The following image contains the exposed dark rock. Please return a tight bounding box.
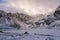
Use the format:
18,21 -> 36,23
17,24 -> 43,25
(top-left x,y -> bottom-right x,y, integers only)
0,14 -> 2,18
35,22 -> 41,25
0,31 -> 3,33
44,18 -> 54,25
45,37 -> 55,40
54,5 -> 60,20
24,32 -> 28,34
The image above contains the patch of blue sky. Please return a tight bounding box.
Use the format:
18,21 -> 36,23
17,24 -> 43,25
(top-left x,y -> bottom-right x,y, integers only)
0,0 -> 6,4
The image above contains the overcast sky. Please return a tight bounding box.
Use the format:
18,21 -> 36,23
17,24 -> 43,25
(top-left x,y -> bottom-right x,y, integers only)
0,0 -> 60,16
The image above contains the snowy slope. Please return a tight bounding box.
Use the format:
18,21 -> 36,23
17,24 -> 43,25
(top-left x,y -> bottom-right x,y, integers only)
0,5 -> 60,40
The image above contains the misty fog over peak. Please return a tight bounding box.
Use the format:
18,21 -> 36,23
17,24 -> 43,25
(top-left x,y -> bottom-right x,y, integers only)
0,0 -> 60,16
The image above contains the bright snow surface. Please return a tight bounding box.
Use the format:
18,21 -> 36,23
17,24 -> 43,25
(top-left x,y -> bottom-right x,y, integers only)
0,28 -> 60,40
0,20 -> 60,40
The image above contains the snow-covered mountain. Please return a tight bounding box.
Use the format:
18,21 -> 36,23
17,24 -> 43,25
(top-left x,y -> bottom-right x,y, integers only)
0,10 -> 34,29
0,5 -> 60,30
28,5 -> 60,29
0,5 -> 60,40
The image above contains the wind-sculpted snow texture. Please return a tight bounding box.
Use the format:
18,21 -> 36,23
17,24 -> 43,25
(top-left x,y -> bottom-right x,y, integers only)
0,5 -> 60,40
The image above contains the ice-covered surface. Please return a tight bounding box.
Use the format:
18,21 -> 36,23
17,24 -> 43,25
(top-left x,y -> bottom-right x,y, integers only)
0,29 -> 60,40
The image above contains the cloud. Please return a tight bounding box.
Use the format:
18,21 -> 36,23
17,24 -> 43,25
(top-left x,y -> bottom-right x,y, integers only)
0,0 -> 60,16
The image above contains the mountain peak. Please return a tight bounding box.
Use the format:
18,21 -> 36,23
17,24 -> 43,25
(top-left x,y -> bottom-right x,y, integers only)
57,5 -> 60,10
